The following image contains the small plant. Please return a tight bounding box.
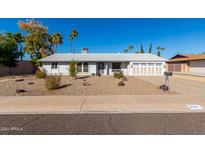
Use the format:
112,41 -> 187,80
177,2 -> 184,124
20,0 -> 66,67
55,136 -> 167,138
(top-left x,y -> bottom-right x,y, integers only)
35,70 -> 47,78
114,71 -> 124,79
69,61 -> 77,78
45,75 -> 61,90
118,80 -> 125,86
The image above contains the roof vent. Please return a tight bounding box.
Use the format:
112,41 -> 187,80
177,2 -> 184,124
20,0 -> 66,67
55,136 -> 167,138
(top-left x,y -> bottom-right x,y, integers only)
82,48 -> 89,53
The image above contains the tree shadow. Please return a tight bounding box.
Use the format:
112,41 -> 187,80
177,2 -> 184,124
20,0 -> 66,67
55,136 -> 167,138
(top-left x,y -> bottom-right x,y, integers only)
58,84 -> 72,89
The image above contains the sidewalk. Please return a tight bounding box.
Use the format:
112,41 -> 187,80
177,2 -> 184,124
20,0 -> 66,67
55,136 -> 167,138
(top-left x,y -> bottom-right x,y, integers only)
0,94 -> 205,114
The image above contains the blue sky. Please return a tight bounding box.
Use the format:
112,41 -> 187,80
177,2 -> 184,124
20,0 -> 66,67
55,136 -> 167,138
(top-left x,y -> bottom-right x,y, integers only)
1,18 -> 205,59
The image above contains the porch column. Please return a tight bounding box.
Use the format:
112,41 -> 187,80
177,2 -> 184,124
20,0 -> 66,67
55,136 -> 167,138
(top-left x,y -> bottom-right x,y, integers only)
105,64 -> 108,75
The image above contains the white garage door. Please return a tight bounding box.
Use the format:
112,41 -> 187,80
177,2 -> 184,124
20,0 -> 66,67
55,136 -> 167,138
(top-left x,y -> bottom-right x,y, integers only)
132,62 -> 163,76
189,60 -> 205,73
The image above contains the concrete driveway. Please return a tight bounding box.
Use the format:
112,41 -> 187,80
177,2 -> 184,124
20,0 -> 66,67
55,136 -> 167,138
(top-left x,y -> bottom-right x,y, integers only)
138,76 -> 205,95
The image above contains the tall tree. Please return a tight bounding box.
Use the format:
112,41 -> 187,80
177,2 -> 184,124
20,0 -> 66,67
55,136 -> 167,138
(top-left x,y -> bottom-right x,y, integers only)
128,45 -> 134,52
148,43 -> 152,53
140,44 -> 144,53
157,46 -> 165,57
50,33 -> 63,53
18,19 -> 51,63
124,49 -> 129,53
69,29 -> 78,53
0,33 -> 19,74
13,33 -> 25,60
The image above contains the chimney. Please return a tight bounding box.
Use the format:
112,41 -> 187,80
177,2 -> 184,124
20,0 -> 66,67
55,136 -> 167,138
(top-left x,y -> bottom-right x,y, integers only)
82,48 -> 89,53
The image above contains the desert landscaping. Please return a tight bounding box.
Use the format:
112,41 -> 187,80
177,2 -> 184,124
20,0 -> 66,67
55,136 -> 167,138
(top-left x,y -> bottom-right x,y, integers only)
0,76 -> 177,96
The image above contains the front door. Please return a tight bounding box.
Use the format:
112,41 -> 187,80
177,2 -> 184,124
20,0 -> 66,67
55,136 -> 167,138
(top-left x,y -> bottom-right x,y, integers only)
97,62 -> 105,75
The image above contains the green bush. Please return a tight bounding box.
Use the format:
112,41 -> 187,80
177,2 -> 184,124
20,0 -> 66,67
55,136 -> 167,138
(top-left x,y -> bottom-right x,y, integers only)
69,61 -> 77,78
113,71 -> 124,79
44,75 -> 61,90
35,70 -> 47,78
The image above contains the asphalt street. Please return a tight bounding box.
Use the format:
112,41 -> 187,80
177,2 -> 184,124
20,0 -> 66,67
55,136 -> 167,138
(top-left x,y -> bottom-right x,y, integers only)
0,113 -> 205,135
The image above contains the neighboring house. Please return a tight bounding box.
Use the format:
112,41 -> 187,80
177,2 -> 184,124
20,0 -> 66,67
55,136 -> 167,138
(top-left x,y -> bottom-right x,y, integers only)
167,53 -> 205,73
39,48 -> 167,76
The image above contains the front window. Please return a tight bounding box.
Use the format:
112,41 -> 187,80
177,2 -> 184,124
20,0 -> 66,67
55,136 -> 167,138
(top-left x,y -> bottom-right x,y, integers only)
112,63 -> 121,72
77,62 -> 89,73
83,62 -> 88,72
112,63 -> 121,69
51,62 -> 58,69
77,62 -> 82,72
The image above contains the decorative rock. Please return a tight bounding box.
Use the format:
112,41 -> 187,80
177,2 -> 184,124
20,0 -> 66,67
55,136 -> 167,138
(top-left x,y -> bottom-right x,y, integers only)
118,80 -> 125,86
83,81 -> 91,86
16,89 -> 27,93
159,84 -> 169,91
28,82 -> 34,85
15,79 -> 24,82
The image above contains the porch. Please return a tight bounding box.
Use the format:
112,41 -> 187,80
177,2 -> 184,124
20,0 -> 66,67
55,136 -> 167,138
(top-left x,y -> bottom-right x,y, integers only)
96,62 -> 129,76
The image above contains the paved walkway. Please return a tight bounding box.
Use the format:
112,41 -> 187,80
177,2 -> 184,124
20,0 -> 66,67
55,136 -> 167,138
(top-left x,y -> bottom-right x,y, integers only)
1,94 -> 205,114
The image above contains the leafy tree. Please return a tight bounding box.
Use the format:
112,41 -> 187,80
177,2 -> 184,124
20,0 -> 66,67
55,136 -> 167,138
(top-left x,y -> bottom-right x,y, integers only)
140,44 -> 144,53
50,33 -> 63,53
0,33 -> 19,74
69,29 -> 78,53
157,46 -> 165,57
13,33 -> 25,60
148,43 -> 152,53
18,19 -> 51,63
69,61 -> 77,78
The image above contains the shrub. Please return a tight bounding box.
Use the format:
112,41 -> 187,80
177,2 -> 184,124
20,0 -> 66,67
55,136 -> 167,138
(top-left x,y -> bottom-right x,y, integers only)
118,80 -> 125,86
113,71 -> 124,79
35,70 -> 47,78
69,61 -> 77,78
44,75 -> 61,90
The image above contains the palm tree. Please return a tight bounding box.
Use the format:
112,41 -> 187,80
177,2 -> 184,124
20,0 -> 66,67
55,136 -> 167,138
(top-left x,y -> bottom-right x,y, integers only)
51,33 -> 63,53
156,46 -> 165,57
128,45 -> 134,52
140,44 -> 144,53
124,49 -> 129,53
69,29 -> 78,53
148,43 -> 152,53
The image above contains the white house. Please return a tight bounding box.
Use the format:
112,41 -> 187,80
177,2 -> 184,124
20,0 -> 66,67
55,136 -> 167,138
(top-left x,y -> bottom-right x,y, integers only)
39,49 -> 167,76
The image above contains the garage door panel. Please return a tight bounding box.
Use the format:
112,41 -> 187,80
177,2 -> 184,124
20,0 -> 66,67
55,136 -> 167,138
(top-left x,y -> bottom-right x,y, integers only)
190,60 -> 205,73
132,62 -> 164,76
168,63 -> 181,72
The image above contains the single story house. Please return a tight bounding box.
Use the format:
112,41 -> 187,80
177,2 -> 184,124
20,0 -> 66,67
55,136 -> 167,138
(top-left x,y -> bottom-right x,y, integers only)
166,53 -> 205,73
39,49 -> 167,76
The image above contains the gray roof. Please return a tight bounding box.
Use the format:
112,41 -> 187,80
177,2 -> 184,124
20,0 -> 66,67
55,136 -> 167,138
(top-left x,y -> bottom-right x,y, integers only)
39,53 -> 167,62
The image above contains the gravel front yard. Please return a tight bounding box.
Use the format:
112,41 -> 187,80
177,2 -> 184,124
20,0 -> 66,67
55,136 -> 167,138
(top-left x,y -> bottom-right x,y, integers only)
0,76 -> 177,96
